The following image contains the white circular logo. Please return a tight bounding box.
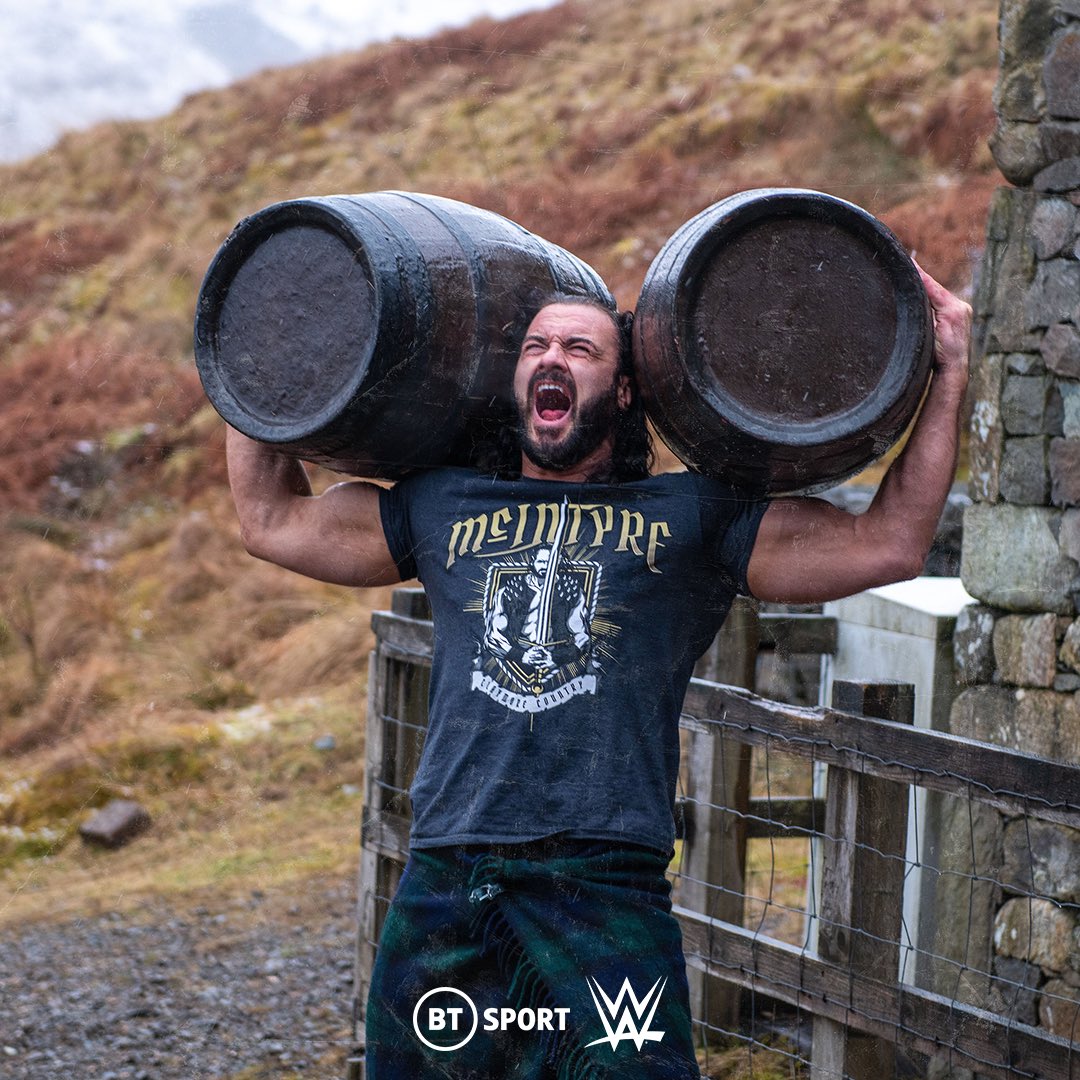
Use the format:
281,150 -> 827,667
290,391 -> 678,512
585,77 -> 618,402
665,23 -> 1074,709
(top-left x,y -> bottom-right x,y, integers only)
412,986 -> 479,1052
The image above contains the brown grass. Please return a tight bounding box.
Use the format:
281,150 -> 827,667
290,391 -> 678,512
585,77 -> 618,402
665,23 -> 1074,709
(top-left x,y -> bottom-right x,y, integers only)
0,0 -> 1000,919
0,333 -> 204,511
0,215 -> 130,295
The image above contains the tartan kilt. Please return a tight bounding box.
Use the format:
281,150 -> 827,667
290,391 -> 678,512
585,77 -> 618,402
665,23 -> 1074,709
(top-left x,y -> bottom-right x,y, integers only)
364,839 -> 701,1079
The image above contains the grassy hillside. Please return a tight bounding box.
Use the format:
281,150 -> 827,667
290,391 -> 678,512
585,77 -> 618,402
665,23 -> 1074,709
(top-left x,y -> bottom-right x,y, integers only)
0,0 -> 998,913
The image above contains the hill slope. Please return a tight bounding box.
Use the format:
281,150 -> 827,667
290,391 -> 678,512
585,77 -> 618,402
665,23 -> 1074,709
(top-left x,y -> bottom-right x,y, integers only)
0,0 -> 998,905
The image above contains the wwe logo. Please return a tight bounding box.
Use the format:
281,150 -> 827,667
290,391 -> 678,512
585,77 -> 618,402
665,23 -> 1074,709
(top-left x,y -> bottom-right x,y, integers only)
584,976 -> 667,1051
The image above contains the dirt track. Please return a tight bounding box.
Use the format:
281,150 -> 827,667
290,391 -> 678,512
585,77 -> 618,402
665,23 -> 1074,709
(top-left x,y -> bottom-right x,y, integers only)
0,873 -> 358,1079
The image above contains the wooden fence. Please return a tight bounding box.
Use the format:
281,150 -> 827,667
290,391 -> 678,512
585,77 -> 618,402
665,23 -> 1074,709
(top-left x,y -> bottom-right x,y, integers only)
348,587 -> 1080,1079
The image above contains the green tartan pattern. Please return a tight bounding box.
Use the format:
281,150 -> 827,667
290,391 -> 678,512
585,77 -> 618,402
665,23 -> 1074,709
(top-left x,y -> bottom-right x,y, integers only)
365,841 -> 701,1078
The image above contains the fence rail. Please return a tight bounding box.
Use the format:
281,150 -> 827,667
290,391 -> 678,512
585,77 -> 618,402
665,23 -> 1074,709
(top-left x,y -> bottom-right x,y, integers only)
351,587 -> 1080,1080
678,678 -> 1080,1080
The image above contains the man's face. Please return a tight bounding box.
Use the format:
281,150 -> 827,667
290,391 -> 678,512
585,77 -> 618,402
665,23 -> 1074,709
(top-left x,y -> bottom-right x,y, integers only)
512,303 -> 631,475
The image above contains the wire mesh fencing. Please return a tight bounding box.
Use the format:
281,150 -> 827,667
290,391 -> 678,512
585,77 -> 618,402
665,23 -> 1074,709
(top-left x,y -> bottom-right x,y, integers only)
675,673 -> 1080,1080
353,588 -> 1080,1080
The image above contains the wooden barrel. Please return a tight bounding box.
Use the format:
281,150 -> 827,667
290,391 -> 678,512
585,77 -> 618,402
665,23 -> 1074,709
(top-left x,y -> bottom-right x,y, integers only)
194,191 -> 614,477
632,188 -> 934,495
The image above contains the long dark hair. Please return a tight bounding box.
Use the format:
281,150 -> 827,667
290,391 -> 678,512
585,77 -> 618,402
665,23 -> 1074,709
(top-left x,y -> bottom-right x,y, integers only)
474,298 -> 655,483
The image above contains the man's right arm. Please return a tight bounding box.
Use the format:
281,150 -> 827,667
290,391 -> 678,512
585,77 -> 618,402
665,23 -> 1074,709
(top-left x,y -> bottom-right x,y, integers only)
226,426 -> 403,587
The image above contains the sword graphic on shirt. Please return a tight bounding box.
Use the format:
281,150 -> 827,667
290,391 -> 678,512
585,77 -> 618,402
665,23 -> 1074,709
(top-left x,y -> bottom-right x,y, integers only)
472,497 -> 606,716
527,496 -> 568,657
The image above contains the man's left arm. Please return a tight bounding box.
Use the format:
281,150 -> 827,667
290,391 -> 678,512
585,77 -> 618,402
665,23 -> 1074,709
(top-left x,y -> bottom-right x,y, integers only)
746,264 -> 971,605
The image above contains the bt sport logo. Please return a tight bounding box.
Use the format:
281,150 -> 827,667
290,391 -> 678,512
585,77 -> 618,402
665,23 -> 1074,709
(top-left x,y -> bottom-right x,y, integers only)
411,976 -> 667,1053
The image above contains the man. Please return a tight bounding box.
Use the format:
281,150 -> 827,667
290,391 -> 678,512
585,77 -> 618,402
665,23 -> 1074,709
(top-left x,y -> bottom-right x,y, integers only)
226,266 -> 970,1077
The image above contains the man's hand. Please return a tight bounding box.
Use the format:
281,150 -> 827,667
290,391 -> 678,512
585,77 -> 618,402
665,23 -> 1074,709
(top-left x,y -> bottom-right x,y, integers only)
522,645 -> 555,668
226,427 -> 402,588
746,264 -> 971,604
917,259 -> 971,393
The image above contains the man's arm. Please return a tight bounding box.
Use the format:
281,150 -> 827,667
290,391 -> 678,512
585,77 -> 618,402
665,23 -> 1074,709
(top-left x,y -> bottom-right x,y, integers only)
226,427 -> 402,587
746,264 -> 971,605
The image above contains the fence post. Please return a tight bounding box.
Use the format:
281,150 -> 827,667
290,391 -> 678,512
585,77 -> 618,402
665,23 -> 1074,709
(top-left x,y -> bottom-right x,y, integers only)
682,596 -> 759,1042
351,647 -> 386,1076
811,680 -> 915,1080
351,588 -> 434,1079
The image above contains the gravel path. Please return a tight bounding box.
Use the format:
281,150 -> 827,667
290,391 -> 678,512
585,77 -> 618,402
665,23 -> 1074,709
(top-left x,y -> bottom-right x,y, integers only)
0,874 -> 359,1079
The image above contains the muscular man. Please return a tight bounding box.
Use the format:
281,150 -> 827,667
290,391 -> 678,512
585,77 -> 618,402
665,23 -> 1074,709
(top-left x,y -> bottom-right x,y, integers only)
227,265 -> 970,1077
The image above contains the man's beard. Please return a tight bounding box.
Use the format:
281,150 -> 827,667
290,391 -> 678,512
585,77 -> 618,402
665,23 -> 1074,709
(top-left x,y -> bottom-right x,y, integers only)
518,379 -> 621,474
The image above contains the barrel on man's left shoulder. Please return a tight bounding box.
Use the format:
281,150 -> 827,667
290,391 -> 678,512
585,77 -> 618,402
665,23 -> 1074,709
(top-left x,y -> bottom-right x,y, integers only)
193,191 -> 614,477
633,188 -> 935,496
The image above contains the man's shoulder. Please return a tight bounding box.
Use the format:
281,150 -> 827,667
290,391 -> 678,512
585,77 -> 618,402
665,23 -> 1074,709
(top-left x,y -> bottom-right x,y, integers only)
390,465 -> 481,496
639,468 -> 748,502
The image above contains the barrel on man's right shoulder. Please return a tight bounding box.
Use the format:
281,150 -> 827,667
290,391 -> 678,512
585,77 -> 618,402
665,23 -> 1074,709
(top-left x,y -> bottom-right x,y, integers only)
194,191 -> 614,478
632,188 -> 935,496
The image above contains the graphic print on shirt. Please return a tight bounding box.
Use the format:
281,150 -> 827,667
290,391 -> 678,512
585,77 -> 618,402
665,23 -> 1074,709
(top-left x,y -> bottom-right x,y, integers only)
470,498 -> 610,715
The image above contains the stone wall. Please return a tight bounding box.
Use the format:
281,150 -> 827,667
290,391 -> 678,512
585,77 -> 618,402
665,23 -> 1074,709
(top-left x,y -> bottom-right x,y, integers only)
953,0 -> 1080,1039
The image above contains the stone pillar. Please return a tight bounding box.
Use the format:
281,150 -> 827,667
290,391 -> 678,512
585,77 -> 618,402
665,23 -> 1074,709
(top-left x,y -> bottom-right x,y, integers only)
955,0 -> 1080,1047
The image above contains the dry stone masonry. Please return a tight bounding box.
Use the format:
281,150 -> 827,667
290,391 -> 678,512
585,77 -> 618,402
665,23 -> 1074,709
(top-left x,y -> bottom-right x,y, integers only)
955,0 -> 1080,1041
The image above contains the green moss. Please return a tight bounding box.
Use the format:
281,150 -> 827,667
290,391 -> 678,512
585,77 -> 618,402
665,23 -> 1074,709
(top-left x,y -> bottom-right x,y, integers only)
188,677 -> 257,712
0,826 -> 74,870
1,764 -> 115,831
102,424 -> 154,454
99,728 -> 221,790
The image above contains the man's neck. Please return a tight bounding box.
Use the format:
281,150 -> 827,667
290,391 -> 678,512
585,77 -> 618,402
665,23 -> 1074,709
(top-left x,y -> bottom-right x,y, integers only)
519,438 -> 616,484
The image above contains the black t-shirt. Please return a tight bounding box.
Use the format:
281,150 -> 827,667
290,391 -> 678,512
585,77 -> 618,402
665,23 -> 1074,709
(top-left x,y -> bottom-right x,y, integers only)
379,467 -> 768,855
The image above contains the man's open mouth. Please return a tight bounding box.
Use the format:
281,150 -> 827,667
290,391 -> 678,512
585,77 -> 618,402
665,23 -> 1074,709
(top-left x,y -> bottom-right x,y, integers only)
533,381 -> 573,421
